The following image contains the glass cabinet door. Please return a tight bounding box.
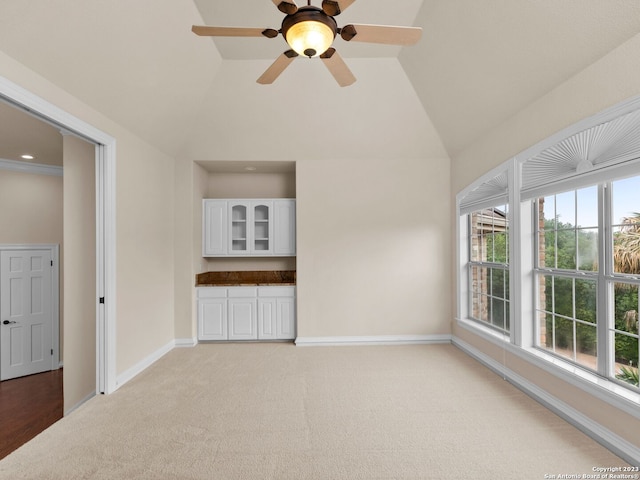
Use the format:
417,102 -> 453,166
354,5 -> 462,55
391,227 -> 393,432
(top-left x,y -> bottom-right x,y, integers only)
230,204 -> 248,253
253,204 -> 270,253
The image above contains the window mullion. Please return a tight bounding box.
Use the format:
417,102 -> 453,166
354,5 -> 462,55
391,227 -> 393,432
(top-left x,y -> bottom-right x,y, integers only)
597,183 -> 610,376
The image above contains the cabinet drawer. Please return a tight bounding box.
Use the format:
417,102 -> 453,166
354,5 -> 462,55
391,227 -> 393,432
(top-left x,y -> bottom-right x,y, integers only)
258,286 -> 295,297
197,287 -> 227,299
227,286 -> 258,297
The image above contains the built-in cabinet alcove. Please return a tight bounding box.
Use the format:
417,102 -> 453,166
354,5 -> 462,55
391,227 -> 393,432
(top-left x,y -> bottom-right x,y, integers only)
194,161 -> 297,342
194,160 -> 297,272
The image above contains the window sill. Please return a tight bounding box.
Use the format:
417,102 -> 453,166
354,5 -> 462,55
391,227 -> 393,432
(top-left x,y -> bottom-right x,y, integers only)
456,317 -> 640,419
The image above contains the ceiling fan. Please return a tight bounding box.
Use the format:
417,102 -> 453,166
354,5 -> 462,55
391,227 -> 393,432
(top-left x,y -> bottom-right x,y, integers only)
192,0 -> 422,87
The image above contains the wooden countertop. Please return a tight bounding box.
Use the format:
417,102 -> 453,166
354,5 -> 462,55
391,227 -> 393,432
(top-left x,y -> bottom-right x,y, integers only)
196,270 -> 296,287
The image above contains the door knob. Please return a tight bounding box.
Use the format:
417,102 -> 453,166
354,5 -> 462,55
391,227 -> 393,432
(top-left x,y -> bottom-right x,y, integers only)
2,320 -> 17,325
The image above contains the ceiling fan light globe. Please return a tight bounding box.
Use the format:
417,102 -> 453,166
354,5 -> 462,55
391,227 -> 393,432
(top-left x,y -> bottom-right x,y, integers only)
285,20 -> 334,57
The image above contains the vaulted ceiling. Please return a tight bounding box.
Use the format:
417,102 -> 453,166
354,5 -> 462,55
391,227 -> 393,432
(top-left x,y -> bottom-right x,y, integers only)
0,0 -> 639,163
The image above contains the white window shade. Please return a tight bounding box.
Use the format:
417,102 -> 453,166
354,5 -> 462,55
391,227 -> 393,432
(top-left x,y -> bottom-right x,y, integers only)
521,108 -> 640,199
459,170 -> 509,215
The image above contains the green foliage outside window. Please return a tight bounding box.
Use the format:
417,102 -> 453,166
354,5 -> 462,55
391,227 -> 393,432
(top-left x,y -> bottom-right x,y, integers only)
541,214 -> 640,381
542,219 -> 598,357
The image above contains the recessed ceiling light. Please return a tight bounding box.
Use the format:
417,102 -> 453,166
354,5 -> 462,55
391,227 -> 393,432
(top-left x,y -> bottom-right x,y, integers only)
21,154 -> 35,160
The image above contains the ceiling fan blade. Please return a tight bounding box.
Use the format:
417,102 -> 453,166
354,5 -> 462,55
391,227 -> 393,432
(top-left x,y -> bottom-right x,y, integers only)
340,24 -> 422,45
257,50 -> 299,84
322,0 -> 356,16
192,26 -> 278,38
320,48 -> 356,87
272,0 -> 298,15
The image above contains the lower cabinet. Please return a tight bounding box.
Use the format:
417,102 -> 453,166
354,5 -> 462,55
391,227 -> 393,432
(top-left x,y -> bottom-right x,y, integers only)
198,286 -> 295,341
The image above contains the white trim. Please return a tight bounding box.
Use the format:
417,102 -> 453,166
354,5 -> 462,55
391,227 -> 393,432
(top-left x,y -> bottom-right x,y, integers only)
294,334 -> 452,346
0,157 -> 63,176
0,244 -> 60,372
95,143 -> 117,395
115,340 -> 175,389
455,318 -> 640,418
175,338 -> 197,347
452,335 -> 640,466
63,391 -> 96,417
0,74 -> 117,396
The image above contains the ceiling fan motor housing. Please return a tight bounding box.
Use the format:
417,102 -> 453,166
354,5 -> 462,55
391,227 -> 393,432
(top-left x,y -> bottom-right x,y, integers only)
281,6 -> 338,57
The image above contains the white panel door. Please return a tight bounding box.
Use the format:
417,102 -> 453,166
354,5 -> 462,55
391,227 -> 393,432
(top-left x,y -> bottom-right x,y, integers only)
1,250 -> 54,380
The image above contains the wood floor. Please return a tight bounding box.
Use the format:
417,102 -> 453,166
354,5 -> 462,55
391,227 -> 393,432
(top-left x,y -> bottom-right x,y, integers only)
0,369 -> 63,460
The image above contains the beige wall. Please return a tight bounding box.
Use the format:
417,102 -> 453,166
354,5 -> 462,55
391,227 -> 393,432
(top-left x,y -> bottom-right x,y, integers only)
62,135 -> 95,412
0,50 -> 177,380
0,170 -> 63,245
173,159 -> 197,341
115,134 -> 176,373
0,168 -> 64,357
207,172 -> 295,198
297,157 -> 451,337
175,155 -> 452,341
451,33 -> 640,449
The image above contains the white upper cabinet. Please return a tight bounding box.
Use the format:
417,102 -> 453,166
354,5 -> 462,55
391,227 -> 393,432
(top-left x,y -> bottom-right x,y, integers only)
203,199 -> 295,257
273,199 -> 296,256
203,200 -> 227,256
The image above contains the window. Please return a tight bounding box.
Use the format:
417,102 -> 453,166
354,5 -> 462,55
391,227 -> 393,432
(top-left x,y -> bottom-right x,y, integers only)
467,205 -> 510,334
456,98 -> 640,398
609,176 -> 640,389
532,177 -> 640,390
534,187 -> 599,371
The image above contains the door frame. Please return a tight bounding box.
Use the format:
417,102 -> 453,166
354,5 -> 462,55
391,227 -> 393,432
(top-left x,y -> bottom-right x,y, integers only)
0,75 -> 117,395
0,244 -> 60,374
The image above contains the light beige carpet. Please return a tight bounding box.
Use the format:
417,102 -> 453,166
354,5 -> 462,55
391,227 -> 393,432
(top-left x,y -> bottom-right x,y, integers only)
0,343 -> 630,479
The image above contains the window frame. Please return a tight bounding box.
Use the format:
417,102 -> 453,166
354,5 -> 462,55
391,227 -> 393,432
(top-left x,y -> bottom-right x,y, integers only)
455,95 -> 640,407
466,206 -> 511,335
532,186 -> 604,375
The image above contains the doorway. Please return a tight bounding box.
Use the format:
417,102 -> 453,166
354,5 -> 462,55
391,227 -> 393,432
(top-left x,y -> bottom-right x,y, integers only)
0,73 -> 117,403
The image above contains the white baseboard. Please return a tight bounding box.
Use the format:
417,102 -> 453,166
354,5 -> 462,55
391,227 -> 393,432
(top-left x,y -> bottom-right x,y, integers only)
115,339 -> 175,390
452,336 -> 640,467
64,391 -> 96,417
175,337 -> 197,347
294,334 -> 452,347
